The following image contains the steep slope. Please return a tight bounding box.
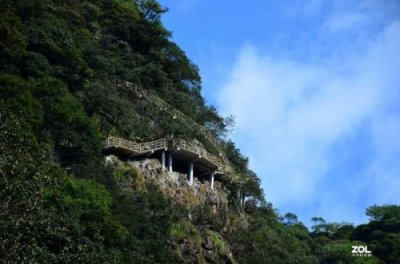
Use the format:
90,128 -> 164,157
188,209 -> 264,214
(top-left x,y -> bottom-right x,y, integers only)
0,0 -> 265,262
1,1 -> 397,264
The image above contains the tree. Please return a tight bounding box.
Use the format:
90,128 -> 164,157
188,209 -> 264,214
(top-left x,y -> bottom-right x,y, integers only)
0,103 -> 52,262
136,0 -> 168,23
283,212 -> 299,225
366,205 -> 400,222
311,217 -> 327,234
352,205 -> 400,263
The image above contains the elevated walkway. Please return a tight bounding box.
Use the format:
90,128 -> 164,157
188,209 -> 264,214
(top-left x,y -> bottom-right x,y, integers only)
115,80 -> 230,167
104,136 -> 231,175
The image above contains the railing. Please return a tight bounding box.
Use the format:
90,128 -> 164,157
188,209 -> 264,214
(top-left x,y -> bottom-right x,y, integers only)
115,80 -> 230,166
173,138 -> 224,170
105,136 -> 231,174
137,138 -> 168,152
106,136 -> 140,151
105,136 -> 167,154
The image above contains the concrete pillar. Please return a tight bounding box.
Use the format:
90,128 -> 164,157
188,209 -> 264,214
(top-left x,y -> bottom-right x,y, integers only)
168,152 -> 173,172
238,190 -> 244,207
161,151 -> 166,171
189,161 -> 194,186
210,171 -> 215,190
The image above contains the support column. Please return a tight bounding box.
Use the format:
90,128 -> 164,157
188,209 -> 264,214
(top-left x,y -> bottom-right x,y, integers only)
168,152 -> 173,172
238,190 -> 243,207
161,151 -> 166,171
210,171 -> 215,190
189,161 -> 194,186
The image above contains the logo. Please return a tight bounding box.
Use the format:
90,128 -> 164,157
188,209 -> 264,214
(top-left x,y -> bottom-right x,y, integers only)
352,245 -> 372,257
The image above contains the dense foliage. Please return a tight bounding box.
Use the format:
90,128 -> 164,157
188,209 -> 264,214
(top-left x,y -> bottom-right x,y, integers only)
1,0 -> 399,263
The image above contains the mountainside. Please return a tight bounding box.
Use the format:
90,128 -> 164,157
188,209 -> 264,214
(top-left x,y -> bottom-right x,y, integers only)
1,1 -> 399,263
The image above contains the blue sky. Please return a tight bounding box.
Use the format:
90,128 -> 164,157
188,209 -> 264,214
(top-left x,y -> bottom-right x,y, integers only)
158,0 -> 400,226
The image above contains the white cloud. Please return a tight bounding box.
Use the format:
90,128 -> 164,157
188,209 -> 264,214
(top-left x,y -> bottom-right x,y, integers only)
323,12 -> 368,33
367,114 -> 400,201
276,0 -> 325,18
218,20 -> 400,223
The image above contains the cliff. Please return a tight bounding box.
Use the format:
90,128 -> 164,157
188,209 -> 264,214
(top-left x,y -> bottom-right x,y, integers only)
1,1 -> 394,263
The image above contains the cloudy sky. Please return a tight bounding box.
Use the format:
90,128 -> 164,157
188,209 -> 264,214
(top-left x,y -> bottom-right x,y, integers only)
158,0 -> 400,226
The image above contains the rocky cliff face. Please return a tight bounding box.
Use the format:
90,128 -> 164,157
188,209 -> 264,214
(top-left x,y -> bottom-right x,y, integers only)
106,155 -> 236,263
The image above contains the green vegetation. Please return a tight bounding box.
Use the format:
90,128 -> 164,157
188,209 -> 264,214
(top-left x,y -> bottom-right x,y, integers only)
0,0 -> 399,263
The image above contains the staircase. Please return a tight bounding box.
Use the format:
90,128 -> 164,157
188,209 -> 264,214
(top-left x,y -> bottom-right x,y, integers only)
115,80 -> 231,167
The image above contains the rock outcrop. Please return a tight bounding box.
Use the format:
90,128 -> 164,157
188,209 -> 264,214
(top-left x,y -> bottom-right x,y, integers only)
127,158 -> 229,210
106,156 -> 235,263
